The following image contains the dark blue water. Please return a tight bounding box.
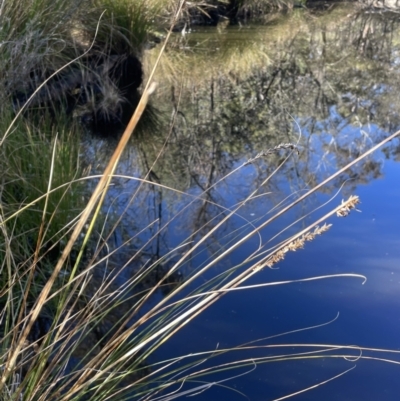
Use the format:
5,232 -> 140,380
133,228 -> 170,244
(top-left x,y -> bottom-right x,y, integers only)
153,157 -> 400,400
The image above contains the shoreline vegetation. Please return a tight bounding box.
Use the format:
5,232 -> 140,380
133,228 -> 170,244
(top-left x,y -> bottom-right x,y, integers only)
1,1 -> 400,400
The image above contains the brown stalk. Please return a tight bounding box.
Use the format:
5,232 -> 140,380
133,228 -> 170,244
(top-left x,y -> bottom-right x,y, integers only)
29,2 -> 188,399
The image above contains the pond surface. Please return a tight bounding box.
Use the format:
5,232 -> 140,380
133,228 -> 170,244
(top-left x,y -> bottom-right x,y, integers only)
88,4 -> 400,400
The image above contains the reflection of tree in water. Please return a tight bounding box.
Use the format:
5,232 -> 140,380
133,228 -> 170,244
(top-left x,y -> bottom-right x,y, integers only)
143,5 -> 400,201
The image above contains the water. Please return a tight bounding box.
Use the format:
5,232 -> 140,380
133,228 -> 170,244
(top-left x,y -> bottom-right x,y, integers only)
89,4 -> 400,400
154,160 -> 400,400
